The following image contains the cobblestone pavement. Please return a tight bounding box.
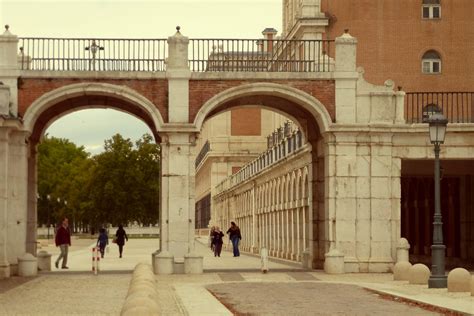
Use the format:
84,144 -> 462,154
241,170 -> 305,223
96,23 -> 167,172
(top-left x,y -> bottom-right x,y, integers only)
0,274 -> 130,315
206,282 -> 442,316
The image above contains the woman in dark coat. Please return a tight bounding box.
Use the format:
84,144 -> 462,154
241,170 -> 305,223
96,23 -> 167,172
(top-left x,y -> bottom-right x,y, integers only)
226,221 -> 241,257
115,224 -> 128,258
212,227 -> 224,257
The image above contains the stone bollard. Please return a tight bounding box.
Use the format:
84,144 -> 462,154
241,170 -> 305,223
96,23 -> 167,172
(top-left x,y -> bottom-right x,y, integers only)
393,261 -> 412,281
408,263 -> 430,285
471,277 -> 474,296
18,253 -> 38,277
184,252 -> 203,274
153,250 -> 173,274
447,268 -> 471,292
324,249 -> 345,274
37,251 -> 52,271
260,247 -> 269,273
396,238 -> 410,263
302,248 -> 311,269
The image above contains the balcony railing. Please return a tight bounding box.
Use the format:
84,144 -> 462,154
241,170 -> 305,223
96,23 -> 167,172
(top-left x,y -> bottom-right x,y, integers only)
405,92 -> 474,123
215,129 -> 303,194
189,39 -> 334,72
195,140 -> 210,168
19,37 -> 167,71
18,37 -> 334,73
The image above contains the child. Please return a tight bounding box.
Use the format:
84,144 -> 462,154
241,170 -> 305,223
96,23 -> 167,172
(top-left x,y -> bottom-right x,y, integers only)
96,228 -> 109,258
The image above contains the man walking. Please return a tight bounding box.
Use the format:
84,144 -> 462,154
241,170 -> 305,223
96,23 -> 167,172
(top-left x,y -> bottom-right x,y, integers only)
55,217 -> 71,269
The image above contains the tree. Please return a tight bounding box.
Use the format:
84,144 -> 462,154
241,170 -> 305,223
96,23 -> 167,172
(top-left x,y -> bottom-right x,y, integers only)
37,136 -> 91,227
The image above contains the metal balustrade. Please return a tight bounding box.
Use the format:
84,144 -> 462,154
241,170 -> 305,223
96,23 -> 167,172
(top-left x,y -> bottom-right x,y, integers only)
19,37 -> 167,71
189,38 -> 334,72
18,37 -> 334,73
405,92 -> 474,123
216,129 -> 303,194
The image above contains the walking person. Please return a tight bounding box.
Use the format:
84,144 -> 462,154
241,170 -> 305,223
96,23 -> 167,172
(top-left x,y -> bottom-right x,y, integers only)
209,226 -> 216,252
115,224 -> 128,258
55,217 -> 71,269
226,221 -> 241,257
213,227 -> 224,257
96,228 -> 109,259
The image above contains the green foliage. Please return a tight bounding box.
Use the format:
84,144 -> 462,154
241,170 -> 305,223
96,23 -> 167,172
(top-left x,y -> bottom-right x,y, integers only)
37,134 -> 160,229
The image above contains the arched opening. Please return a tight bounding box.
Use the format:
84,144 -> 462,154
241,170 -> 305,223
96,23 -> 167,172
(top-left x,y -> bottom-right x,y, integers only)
193,83 -> 330,269
22,83 -> 164,271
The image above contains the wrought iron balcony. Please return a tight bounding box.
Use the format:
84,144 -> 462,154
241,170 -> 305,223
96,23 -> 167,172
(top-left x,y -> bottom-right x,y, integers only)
405,92 -> 474,123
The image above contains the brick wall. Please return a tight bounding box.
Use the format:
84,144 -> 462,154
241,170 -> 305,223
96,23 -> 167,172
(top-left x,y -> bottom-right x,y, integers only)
189,79 -> 336,123
18,78 -> 168,121
321,0 -> 474,91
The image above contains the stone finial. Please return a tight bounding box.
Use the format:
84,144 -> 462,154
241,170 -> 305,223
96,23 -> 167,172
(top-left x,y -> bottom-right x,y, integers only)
2,24 -> 13,36
447,268 -> 471,292
344,28 -> 349,33
176,26 -> 181,33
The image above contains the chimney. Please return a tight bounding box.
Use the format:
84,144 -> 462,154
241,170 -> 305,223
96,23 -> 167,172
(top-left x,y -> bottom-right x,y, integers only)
261,28 -> 278,52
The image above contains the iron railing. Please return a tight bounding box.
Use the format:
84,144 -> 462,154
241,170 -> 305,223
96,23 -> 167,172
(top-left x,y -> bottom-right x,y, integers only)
19,38 -> 168,71
18,37 -> 335,73
195,140 -> 210,168
189,39 -> 334,72
405,92 -> 474,123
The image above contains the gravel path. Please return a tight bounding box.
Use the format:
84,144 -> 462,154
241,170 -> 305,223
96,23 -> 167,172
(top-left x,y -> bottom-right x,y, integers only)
207,282 -> 442,315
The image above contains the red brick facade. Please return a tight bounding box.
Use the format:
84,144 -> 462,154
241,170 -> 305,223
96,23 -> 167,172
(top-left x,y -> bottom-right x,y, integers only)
18,78 -> 169,121
18,78 -> 335,127
188,80 -> 335,123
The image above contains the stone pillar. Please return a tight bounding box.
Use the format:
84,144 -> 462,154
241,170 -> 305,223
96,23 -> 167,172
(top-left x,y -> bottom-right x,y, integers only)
0,25 -> 20,117
7,129 -> 29,274
166,27 -> 191,123
160,132 -> 202,269
0,126 -> 11,278
335,31 -> 358,124
26,145 -> 38,255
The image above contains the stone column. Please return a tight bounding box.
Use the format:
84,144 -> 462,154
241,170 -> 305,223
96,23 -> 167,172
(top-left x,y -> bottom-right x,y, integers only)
159,132 -> 199,266
26,144 -> 37,255
335,31 -> 358,124
7,129 -> 29,274
0,126 -> 11,278
166,27 -> 191,124
0,26 -> 20,117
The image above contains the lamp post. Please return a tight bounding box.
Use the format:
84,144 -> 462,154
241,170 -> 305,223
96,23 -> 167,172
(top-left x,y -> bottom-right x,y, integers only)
427,111 -> 448,288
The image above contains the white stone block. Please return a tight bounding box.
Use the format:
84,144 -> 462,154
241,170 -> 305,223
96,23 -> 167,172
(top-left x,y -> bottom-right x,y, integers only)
37,250 -> 51,271
324,248 -> 345,274
17,253 -> 37,277
153,251 -> 174,274
370,178 -> 391,199
355,177 -> 370,198
184,252 -> 203,274
393,261 -> 412,281
371,156 -> 392,177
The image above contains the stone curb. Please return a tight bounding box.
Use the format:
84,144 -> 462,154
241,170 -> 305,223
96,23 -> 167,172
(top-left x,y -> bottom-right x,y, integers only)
363,287 -> 469,316
120,263 -> 159,316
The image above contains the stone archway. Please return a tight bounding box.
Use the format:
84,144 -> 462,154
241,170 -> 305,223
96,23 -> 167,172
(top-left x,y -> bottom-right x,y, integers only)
193,82 -> 332,268
18,82 -> 165,265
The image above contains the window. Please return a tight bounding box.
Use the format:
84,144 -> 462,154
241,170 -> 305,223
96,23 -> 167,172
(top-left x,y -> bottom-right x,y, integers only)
422,0 -> 441,19
422,50 -> 441,74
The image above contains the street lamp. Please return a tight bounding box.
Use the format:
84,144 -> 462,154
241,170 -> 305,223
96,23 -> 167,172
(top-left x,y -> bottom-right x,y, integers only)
426,110 -> 448,289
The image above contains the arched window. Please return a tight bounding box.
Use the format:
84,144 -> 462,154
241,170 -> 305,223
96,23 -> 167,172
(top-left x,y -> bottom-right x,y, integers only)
422,50 -> 441,74
422,0 -> 441,19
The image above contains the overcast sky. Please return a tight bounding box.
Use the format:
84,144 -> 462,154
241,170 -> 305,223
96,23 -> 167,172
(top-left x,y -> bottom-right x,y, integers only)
0,0 -> 281,154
